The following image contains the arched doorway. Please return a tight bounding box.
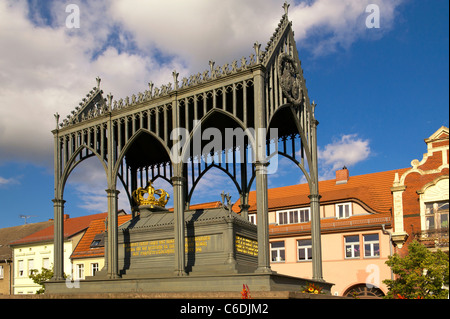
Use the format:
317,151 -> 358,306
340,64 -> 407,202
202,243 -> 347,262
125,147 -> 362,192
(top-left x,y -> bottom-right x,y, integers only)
344,284 -> 385,299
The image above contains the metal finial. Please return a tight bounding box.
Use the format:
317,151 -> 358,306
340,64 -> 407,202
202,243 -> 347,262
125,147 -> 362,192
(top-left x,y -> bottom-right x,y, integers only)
283,1 -> 290,16
172,70 -> 179,90
253,42 -> 261,63
54,112 -> 60,129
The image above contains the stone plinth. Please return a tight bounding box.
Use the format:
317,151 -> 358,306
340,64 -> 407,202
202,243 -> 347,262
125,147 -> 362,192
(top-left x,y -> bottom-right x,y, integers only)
116,207 -> 258,277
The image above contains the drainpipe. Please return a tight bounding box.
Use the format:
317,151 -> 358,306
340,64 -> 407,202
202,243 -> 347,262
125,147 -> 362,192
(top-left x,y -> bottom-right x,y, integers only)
382,224 -> 394,280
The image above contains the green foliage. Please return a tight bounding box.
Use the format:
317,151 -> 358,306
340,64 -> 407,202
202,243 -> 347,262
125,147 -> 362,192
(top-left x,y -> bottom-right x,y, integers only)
29,267 -> 54,294
383,240 -> 449,299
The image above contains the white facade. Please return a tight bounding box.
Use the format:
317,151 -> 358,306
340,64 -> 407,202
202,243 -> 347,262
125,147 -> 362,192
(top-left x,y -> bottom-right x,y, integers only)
12,237 -> 80,294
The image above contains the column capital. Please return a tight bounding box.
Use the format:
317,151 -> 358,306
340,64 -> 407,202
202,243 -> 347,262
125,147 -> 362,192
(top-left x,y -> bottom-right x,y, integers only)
105,189 -> 120,196
52,198 -> 66,205
308,194 -> 322,201
171,176 -> 186,184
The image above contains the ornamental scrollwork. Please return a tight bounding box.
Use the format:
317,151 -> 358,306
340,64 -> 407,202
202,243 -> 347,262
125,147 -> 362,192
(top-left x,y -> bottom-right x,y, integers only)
278,53 -> 303,106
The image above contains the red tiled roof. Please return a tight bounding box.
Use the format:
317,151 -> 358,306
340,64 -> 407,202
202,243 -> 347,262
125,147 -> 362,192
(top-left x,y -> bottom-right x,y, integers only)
8,212 -> 108,246
167,201 -> 222,211
234,168 -> 410,214
71,214 -> 131,259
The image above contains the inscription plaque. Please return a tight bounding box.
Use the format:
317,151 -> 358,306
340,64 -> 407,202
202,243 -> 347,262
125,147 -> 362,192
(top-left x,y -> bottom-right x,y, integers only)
235,235 -> 258,256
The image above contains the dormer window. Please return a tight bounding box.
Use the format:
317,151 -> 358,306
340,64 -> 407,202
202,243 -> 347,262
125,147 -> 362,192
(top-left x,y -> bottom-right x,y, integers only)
336,203 -> 352,219
89,233 -> 105,248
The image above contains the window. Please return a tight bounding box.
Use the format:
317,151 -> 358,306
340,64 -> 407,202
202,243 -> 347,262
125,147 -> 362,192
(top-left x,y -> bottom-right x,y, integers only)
363,234 -> 380,258
277,208 -> 310,225
43,258 -> 50,270
18,260 -> 24,277
91,263 -> 99,276
425,201 -> 449,230
76,264 -> 84,280
336,203 -> 352,219
28,259 -> 34,275
0,265 -> 3,279
248,214 -> 257,225
345,235 -> 360,259
277,211 -> 288,225
299,208 -> 310,223
297,239 -> 312,261
270,241 -> 285,262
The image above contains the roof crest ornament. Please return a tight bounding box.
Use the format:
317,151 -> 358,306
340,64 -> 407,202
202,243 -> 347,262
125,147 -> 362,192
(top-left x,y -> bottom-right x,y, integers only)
283,1 -> 290,16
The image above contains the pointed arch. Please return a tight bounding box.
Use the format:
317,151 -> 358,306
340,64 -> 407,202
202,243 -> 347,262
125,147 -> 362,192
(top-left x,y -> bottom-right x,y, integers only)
180,108 -> 256,165
113,128 -> 172,183
58,145 -> 107,198
267,104 -> 313,187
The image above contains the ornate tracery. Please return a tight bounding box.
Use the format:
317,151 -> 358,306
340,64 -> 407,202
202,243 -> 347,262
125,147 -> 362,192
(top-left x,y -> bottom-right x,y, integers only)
52,3 -> 323,281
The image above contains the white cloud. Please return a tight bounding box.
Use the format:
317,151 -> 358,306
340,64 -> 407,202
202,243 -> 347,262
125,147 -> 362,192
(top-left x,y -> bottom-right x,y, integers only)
0,0 -> 403,165
318,134 -> 371,180
0,175 -> 19,186
0,0 -> 401,214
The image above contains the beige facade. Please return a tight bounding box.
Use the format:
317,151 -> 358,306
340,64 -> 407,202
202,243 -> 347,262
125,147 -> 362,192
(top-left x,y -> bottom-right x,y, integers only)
247,201 -> 392,297
72,257 -> 104,281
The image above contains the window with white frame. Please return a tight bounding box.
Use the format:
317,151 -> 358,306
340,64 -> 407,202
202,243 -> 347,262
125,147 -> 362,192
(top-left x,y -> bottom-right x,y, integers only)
270,241 -> 285,262
297,239 -> 312,261
299,208 -> 310,223
28,259 -> 34,275
425,201 -> 449,230
76,264 -> 84,280
248,214 -> 257,225
91,263 -> 99,276
336,203 -> 352,219
363,234 -> 380,258
276,208 -> 310,225
18,260 -> 24,277
43,258 -> 50,270
345,235 -> 360,259
0,265 -> 4,279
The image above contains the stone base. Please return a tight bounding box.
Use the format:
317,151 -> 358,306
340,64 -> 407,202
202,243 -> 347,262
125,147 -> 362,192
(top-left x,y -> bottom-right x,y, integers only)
44,272 -> 333,295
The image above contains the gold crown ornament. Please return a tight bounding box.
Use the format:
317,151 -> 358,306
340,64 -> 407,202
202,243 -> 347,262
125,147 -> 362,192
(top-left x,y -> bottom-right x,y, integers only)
132,181 -> 170,208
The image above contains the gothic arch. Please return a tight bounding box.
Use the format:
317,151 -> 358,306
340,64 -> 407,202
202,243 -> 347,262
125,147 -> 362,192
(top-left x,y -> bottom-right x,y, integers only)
180,108 -> 255,164
113,128 -> 173,208
267,104 -> 313,187
113,128 -> 172,181
59,145 -> 107,198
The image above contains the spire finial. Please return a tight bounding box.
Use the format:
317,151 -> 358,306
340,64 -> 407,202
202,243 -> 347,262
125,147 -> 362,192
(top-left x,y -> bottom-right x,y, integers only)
54,112 -> 60,129
283,1 -> 290,16
172,70 -> 179,90
96,76 -> 101,89
253,42 -> 261,63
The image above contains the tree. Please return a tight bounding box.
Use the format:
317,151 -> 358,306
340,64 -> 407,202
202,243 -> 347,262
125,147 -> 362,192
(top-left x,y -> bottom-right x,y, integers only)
29,267 -> 54,294
383,240 -> 449,299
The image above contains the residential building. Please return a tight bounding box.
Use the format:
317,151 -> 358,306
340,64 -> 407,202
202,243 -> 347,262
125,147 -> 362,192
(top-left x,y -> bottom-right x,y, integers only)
391,126 -> 449,254
0,221 -> 53,295
237,126 -> 448,298
240,168 -> 404,298
71,214 -> 131,280
8,212 -> 116,294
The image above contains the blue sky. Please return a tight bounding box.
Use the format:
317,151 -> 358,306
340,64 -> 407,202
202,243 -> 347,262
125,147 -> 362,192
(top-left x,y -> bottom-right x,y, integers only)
0,0 -> 448,228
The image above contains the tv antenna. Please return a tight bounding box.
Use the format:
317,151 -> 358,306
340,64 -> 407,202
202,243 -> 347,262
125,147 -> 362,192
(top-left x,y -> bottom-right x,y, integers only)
19,215 -> 37,224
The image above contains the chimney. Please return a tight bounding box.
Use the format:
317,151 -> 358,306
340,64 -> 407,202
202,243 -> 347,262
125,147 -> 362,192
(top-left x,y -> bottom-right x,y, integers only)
63,214 -> 70,220
336,166 -> 349,184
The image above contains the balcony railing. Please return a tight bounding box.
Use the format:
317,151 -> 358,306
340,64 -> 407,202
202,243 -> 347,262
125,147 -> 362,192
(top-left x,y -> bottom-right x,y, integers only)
413,227 -> 449,248
269,216 -> 391,235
